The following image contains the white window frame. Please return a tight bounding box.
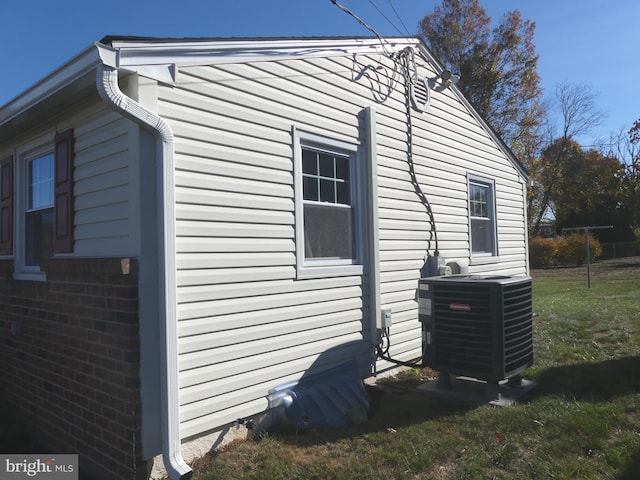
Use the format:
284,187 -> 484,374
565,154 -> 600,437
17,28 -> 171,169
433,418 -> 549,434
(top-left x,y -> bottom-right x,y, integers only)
468,174 -> 499,263
293,128 -> 364,278
15,134 -> 55,280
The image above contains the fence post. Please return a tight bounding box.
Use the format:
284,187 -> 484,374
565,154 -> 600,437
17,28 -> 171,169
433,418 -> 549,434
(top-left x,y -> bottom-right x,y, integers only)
562,225 -> 613,288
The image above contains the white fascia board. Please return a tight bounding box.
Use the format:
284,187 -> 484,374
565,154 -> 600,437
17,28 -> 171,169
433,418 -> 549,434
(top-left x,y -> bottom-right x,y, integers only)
0,45 -> 101,128
101,37 -> 421,84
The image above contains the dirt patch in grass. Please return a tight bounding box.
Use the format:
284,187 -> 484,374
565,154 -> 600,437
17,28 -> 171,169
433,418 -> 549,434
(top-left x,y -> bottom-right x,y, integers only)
375,367 -> 438,389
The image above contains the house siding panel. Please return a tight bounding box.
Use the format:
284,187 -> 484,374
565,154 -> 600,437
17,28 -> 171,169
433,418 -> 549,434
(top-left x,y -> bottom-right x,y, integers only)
160,57 -> 376,440
156,50 -> 528,440
71,107 -> 137,256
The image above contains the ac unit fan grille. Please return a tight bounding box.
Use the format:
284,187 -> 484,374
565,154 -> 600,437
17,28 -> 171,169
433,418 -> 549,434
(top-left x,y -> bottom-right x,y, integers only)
432,284 -> 493,379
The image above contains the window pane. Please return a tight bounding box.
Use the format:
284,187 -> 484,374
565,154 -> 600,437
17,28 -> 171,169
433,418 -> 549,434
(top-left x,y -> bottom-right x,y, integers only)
319,178 -> 335,203
318,153 -> 334,178
302,150 -> 318,175
303,175 -> 319,201
29,154 -> 54,210
25,208 -> 54,267
335,157 -> 350,182
304,203 -> 354,260
336,180 -> 350,205
469,183 -> 488,218
471,218 -> 492,253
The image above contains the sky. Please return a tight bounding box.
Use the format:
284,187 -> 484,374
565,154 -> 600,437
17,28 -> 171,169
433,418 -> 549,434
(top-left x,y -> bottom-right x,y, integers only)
1,0 -> 638,148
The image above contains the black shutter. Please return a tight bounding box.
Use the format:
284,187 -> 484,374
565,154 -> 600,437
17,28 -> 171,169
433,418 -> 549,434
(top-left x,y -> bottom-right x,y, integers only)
54,129 -> 75,253
0,155 -> 13,255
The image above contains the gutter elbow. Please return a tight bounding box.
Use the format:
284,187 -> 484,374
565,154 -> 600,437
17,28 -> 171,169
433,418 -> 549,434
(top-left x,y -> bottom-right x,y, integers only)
163,452 -> 193,480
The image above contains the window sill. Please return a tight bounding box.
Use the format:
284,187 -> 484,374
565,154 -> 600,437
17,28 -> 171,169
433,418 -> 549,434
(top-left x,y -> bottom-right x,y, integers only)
297,264 -> 364,279
13,271 -> 47,282
469,255 -> 500,265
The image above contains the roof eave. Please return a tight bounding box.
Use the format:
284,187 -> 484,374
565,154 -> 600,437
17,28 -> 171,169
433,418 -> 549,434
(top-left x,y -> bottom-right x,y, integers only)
0,45 -> 101,130
95,36 -> 421,85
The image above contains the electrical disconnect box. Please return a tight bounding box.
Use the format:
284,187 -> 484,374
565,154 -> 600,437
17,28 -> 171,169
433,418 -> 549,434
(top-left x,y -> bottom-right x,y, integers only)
381,308 -> 392,329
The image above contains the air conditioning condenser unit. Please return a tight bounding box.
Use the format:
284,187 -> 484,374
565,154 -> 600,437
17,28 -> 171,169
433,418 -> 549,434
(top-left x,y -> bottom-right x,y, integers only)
418,275 -> 533,385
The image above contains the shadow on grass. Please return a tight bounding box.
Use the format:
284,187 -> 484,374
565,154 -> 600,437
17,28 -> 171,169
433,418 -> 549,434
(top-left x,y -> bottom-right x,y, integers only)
610,262 -> 640,269
529,355 -> 640,402
618,449 -> 640,480
268,380 -> 474,450
262,339 -> 475,448
270,355 -> 640,471
528,356 -> 640,480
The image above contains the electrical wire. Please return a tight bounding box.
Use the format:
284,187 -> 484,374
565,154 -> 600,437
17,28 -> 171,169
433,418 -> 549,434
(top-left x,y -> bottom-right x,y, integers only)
367,0 -> 404,36
397,48 -> 439,256
330,0 -> 388,50
386,0 -> 412,36
330,0 -> 440,365
375,327 -> 424,368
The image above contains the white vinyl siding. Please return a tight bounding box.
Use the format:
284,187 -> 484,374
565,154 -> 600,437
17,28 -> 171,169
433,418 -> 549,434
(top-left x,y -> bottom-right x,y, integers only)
159,59 -> 374,439
153,49 -> 528,440
70,104 -> 139,256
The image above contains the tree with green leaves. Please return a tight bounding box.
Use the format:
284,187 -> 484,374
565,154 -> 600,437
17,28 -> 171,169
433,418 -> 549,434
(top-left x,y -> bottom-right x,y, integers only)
419,0 -> 545,165
545,142 -> 626,241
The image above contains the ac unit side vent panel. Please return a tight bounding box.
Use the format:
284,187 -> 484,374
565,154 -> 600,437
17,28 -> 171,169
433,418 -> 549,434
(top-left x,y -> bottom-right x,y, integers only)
502,282 -> 533,376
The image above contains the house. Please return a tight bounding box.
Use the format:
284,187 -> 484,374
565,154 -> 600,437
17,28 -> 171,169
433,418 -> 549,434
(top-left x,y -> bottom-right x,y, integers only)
0,36 -> 530,479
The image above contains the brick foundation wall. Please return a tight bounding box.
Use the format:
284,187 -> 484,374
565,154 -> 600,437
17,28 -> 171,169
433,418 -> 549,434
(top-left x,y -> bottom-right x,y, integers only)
0,257 -> 148,480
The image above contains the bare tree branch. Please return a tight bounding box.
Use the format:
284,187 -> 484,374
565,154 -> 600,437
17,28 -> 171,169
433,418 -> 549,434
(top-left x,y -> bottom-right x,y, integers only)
555,81 -> 608,140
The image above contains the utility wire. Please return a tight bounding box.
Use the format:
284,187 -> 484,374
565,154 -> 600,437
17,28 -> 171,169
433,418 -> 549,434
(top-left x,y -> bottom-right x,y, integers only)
367,0 -> 404,36
386,0 -> 412,36
330,0 -> 386,44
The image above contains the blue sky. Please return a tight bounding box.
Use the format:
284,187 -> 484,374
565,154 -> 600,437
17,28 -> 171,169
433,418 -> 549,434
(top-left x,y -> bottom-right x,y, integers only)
1,0 -> 638,147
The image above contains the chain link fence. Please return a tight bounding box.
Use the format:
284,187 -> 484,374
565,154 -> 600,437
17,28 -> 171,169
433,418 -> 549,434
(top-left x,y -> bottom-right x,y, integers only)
600,242 -> 640,261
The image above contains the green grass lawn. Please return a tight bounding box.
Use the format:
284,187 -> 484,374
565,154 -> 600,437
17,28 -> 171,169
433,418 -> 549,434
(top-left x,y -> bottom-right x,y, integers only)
191,258 -> 640,480
2,259 -> 638,479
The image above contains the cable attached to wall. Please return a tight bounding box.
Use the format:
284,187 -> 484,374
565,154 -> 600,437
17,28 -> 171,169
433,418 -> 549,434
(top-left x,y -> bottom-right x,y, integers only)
329,1 -> 440,368
374,48 -> 442,368
397,47 -> 440,258
375,327 -> 424,368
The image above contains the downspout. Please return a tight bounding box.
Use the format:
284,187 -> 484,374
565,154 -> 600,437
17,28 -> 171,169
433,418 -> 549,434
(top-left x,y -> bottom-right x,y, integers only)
363,107 -> 381,363
96,63 -> 192,480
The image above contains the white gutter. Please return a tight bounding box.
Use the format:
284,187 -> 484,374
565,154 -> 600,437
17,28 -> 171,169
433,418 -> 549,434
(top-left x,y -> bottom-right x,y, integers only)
95,63 -> 192,480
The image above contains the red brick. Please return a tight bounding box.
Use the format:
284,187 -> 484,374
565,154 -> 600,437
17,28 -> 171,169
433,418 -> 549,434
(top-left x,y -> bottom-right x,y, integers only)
0,257 -> 144,479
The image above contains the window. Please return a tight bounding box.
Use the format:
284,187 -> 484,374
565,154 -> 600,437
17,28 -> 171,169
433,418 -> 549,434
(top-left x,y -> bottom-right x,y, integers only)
468,176 -> 497,258
25,152 -> 54,269
12,130 -> 74,278
294,129 -> 363,277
